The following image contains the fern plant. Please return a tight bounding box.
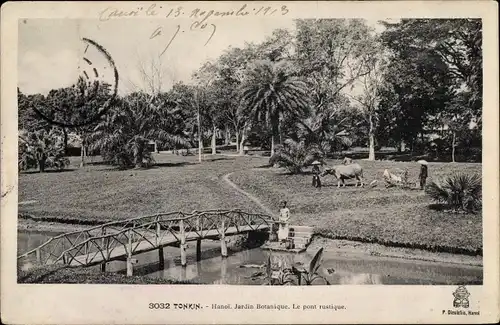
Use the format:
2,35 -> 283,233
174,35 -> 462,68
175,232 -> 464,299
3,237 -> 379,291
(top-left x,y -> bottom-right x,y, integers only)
425,173 -> 482,212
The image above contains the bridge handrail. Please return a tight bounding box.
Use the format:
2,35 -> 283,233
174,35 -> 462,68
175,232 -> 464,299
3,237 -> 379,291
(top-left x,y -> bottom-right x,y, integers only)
18,209 -> 275,261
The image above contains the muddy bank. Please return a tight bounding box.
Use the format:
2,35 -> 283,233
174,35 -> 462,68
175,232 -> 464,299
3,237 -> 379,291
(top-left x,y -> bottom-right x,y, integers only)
17,219 -> 482,267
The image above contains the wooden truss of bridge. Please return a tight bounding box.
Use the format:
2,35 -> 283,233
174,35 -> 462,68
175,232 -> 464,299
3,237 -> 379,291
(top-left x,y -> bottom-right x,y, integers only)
18,209 -> 276,276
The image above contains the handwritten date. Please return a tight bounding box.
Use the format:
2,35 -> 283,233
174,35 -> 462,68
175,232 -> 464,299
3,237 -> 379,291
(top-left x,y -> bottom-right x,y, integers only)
99,4 -> 289,21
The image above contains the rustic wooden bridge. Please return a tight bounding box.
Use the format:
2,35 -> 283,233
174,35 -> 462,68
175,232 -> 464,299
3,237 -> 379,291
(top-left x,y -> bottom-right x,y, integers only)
18,209 -> 278,276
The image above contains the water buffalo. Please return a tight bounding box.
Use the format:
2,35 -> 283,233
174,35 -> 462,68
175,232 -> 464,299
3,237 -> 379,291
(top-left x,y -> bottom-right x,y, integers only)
321,163 -> 364,188
342,157 -> 353,165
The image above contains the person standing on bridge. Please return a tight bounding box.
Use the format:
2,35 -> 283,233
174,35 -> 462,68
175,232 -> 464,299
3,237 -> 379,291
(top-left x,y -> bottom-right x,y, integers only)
278,201 -> 290,243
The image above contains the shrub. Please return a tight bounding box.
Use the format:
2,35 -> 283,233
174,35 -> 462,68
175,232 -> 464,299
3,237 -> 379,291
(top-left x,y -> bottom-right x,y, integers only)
269,139 -> 323,174
425,173 -> 482,212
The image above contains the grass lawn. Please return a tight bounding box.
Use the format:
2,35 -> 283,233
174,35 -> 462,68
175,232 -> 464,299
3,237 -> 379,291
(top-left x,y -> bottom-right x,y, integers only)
18,154 -> 268,223
18,153 -> 482,254
230,159 -> 482,254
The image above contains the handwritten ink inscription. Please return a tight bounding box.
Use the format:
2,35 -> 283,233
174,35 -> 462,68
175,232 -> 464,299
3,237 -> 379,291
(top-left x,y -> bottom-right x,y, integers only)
150,23 -> 216,56
99,3 -> 290,56
99,4 -> 290,21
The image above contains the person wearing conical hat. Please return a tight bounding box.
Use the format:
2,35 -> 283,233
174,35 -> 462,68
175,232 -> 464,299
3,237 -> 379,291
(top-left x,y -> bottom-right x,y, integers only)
311,161 -> 322,188
418,160 -> 428,190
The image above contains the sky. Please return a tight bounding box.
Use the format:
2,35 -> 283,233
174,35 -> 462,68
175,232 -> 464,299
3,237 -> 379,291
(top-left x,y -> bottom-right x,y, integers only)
18,18 -> 385,96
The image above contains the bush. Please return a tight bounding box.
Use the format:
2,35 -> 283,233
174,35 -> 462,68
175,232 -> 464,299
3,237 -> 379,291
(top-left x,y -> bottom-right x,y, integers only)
425,173 -> 482,212
269,139 -> 323,174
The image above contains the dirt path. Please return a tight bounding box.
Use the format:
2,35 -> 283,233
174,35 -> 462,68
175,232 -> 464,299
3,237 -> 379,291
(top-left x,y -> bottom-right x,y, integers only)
222,171 -> 275,216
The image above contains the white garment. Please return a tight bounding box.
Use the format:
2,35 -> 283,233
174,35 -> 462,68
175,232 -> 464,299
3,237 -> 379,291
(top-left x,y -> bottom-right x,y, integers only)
278,208 -> 290,241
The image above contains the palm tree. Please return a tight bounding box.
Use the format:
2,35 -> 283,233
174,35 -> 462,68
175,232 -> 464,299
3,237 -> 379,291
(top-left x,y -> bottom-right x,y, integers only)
296,107 -> 353,156
241,60 -> 310,156
18,128 -> 69,172
89,92 -> 188,169
269,139 -> 323,174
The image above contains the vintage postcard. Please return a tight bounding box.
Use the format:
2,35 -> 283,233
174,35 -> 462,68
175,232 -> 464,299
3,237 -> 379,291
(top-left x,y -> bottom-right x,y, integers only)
1,1 -> 499,324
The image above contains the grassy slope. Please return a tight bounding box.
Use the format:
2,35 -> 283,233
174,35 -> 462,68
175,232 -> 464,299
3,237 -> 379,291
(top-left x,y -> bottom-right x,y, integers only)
19,154 -> 268,223
230,160 -> 482,254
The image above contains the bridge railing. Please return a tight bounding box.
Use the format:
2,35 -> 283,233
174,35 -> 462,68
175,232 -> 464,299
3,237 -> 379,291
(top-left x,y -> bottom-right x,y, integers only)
18,209 -> 275,266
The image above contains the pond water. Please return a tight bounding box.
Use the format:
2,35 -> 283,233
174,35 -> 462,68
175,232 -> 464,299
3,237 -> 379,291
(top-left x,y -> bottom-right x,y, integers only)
18,231 -> 482,285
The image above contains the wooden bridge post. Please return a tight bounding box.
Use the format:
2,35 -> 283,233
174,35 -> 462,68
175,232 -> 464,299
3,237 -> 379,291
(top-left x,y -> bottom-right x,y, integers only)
220,219 -> 228,258
179,219 -> 187,267
126,229 -> 133,276
156,219 -> 161,245
35,248 -> 41,264
196,215 -> 201,262
101,227 -> 107,272
156,219 -> 165,269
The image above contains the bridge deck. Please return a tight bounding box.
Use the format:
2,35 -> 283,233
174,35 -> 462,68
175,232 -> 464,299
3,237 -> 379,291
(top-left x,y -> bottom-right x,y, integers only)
70,224 -> 269,267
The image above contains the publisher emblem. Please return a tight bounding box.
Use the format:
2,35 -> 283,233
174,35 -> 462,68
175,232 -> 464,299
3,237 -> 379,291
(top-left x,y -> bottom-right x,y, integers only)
452,285 -> 470,308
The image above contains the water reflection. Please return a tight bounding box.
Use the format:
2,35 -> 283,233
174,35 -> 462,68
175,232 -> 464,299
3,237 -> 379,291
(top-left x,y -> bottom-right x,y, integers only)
338,273 -> 382,285
18,231 -> 482,285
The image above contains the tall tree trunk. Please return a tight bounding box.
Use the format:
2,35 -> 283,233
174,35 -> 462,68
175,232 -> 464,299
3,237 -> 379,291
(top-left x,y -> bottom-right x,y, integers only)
39,159 -> 45,173
134,139 -> 144,168
278,121 -> 283,145
271,115 -> 279,157
235,129 -> 240,153
80,145 -> 85,167
368,134 -> 375,161
80,136 -> 86,167
271,135 -> 275,157
239,128 -> 246,156
63,128 -> 68,156
225,124 -> 230,145
368,115 -> 375,161
197,110 -> 202,163
211,124 -> 217,155
451,131 -> 456,163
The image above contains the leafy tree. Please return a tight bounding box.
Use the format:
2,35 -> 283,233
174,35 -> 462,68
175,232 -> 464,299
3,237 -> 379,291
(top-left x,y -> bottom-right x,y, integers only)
44,77 -> 113,166
349,41 -> 388,160
381,19 -> 481,156
89,92 -> 187,168
18,89 -> 51,132
241,60 -> 310,156
18,128 -> 69,172
381,21 -> 453,153
269,139 -> 323,174
292,19 -> 376,154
